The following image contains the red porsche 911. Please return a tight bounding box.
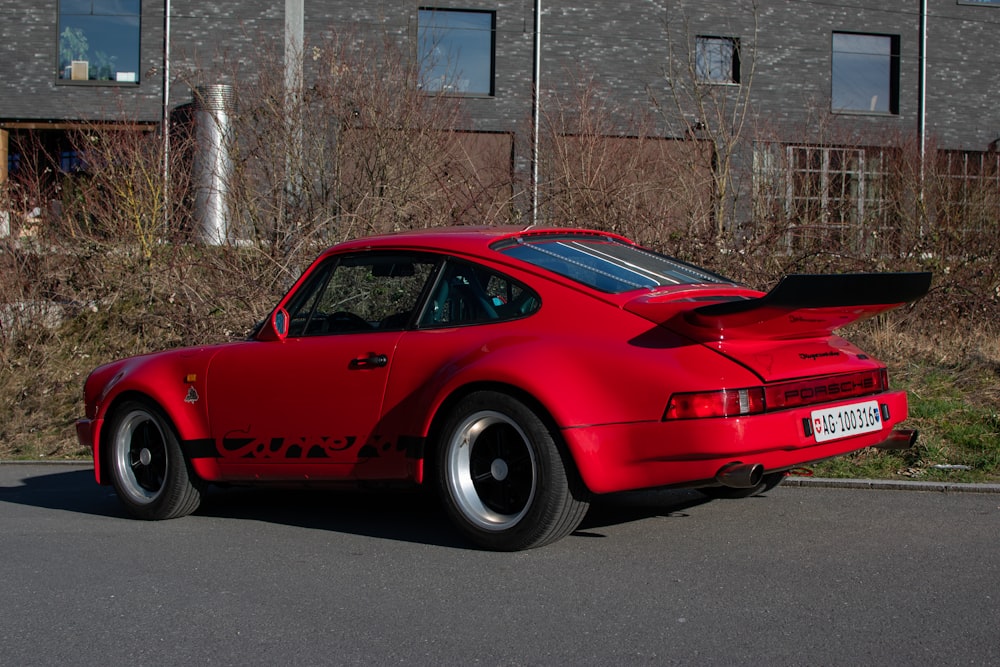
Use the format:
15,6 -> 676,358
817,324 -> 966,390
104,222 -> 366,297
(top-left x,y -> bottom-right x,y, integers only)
76,226 -> 931,550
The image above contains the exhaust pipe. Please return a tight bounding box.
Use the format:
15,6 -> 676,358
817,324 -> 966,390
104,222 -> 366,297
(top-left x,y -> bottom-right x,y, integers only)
715,462 -> 764,489
873,428 -> 918,450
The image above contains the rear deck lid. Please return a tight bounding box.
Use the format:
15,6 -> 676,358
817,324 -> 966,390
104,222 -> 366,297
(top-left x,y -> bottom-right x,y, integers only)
626,272 -> 932,380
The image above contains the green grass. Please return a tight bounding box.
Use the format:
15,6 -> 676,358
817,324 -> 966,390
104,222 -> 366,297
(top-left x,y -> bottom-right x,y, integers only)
810,359 -> 1000,483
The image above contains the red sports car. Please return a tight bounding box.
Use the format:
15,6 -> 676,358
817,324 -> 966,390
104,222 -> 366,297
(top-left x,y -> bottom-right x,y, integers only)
76,226 -> 931,550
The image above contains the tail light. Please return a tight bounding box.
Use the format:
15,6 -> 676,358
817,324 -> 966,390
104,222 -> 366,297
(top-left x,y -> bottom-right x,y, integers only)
664,369 -> 889,420
665,388 -> 765,419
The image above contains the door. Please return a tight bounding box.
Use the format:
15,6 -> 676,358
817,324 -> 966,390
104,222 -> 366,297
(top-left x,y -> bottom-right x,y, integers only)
206,252 -> 438,481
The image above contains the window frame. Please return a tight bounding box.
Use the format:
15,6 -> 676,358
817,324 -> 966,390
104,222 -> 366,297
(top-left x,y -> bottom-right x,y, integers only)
830,31 -> 900,115
56,0 -> 142,86
752,142 -> 894,254
695,35 -> 741,85
417,7 -> 497,97
417,258 -> 541,328
283,252 -> 441,337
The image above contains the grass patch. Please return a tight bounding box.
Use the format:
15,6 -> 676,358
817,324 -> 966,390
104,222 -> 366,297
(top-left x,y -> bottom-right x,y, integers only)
810,329 -> 1000,483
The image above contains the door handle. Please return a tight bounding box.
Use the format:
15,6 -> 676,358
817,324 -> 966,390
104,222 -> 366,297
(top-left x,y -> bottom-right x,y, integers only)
350,353 -> 388,369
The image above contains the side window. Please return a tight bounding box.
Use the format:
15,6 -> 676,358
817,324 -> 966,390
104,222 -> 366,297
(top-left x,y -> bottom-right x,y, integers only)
419,260 -> 540,327
285,254 -> 436,336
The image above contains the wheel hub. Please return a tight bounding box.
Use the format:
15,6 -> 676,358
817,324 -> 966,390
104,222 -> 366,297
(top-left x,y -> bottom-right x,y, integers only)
138,448 -> 152,466
490,458 -> 509,481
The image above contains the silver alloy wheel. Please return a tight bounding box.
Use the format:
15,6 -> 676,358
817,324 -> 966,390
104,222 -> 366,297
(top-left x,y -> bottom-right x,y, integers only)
445,410 -> 538,532
111,408 -> 169,506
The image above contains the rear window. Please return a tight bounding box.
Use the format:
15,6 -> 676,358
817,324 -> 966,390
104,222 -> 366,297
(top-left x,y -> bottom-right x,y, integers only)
494,235 -> 732,293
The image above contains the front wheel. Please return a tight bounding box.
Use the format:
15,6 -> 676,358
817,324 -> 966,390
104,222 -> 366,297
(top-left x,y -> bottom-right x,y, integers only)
106,399 -> 202,520
436,392 -> 589,551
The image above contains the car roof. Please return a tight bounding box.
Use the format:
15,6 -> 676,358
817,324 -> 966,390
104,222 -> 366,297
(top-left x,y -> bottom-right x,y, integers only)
323,225 -> 635,259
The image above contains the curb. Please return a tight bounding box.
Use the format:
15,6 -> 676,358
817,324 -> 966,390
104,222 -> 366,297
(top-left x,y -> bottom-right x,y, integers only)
0,460 -> 90,466
785,476 -> 1000,494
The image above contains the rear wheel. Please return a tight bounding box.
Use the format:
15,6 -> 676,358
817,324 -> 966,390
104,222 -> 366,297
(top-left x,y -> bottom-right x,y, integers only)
436,391 -> 589,550
699,471 -> 786,499
106,399 -> 202,520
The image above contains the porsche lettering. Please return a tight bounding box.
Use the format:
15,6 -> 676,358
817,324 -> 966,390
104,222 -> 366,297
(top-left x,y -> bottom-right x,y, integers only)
783,377 -> 876,403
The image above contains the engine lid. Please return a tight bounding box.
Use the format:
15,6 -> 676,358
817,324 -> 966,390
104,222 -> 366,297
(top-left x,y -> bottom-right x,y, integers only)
625,272 -> 932,381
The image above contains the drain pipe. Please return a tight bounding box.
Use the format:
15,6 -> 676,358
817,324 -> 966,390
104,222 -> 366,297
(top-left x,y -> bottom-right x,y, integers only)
918,0 -> 927,220
161,0 -> 171,232
530,0 -> 541,226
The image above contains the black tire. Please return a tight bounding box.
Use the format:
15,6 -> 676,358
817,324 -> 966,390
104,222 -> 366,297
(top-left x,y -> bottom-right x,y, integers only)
699,471 -> 786,500
105,399 -> 202,520
436,391 -> 589,551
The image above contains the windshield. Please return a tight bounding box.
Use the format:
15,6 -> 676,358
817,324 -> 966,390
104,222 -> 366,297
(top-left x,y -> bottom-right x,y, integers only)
494,235 -> 733,293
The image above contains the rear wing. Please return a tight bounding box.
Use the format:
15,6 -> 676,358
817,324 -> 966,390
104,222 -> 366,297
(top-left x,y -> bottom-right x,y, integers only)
685,272 -> 932,339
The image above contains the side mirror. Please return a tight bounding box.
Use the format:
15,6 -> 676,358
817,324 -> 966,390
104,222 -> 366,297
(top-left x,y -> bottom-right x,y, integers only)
257,308 -> 290,341
274,308 -> 289,337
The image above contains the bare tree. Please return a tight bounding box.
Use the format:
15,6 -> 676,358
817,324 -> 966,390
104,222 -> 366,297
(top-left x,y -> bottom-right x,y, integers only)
651,1 -> 760,244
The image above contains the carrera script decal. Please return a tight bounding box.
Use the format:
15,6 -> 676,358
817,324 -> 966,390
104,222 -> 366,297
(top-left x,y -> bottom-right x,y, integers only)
221,433 -> 357,459
216,431 -> 411,460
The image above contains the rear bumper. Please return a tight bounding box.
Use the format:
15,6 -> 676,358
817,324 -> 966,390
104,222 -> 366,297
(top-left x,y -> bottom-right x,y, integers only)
563,390 -> 910,494
75,418 -> 104,485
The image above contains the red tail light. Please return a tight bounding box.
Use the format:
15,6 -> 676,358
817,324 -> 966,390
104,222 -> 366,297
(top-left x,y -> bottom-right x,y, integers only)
664,370 -> 888,420
665,388 -> 765,420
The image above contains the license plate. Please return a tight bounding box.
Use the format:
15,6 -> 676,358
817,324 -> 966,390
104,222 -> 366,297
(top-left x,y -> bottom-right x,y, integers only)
810,400 -> 882,443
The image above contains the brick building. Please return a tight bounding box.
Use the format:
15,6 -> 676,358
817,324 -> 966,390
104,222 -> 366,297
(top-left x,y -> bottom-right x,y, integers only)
1,1 -> 999,240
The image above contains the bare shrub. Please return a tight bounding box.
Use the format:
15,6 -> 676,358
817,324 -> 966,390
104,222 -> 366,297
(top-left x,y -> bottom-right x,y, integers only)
534,71 -> 715,249
217,28 -> 516,266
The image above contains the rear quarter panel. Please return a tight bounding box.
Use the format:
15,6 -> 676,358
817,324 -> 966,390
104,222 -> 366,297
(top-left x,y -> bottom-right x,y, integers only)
386,274 -> 761,436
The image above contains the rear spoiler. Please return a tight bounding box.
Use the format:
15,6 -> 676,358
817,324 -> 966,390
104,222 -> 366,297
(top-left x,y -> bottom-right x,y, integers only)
684,272 -> 932,339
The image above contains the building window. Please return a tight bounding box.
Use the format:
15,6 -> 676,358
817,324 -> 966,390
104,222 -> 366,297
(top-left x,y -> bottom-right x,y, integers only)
831,32 -> 899,114
417,8 -> 495,96
58,0 -> 141,83
695,36 -> 740,84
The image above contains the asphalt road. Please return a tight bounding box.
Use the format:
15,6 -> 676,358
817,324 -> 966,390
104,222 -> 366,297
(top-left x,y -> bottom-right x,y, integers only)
1,463 -> 998,666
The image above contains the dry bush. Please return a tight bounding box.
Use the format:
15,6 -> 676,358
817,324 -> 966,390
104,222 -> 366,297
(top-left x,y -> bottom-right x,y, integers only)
535,72 -> 715,248
218,28 -> 517,264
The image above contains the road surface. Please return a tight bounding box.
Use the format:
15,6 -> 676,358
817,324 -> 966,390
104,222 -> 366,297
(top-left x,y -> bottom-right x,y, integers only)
1,463 -> 997,665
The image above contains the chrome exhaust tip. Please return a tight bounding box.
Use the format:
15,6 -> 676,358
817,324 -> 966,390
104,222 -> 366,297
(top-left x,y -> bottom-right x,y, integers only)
873,428 -> 918,450
715,462 -> 764,489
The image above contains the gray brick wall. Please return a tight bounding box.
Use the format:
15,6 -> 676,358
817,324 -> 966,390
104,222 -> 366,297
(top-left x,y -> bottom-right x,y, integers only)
1,1 -> 998,149
0,1 -> 164,121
